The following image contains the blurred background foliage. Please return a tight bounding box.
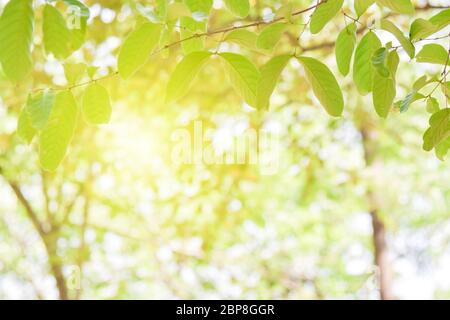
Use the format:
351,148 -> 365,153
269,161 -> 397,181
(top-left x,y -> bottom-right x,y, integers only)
0,0 -> 449,299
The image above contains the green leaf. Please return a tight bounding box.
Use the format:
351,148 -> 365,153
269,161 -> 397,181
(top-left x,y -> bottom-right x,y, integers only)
375,0 -> 414,14
410,19 -> 436,42
180,17 -> 206,55
353,32 -> 381,95
429,8 -> 450,31
310,0 -> 344,34
380,19 -> 415,59
225,29 -> 257,49
17,107 -> 36,144
224,0 -> 250,18
412,75 -> 428,91
372,72 -> 396,118
166,51 -> 212,102
398,92 -> 424,113
435,136 -> 450,161
335,23 -> 357,76
257,54 -> 291,110
423,109 -> 450,152
43,4 -> 72,59
26,91 -> 56,130
297,56 -> 344,117
387,50 -> 399,80
372,50 -> 399,117
354,0 -> 375,17
61,0 -> 90,51
371,47 -> 390,77
416,44 -> 449,65
256,23 -> 287,50
426,97 -> 440,114
219,53 -> 261,107
39,91 -> 78,171
82,83 -> 112,125
64,63 -> 86,85
0,0 -> 34,81
184,0 -> 213,14
118,23 -> 162,79
412,9 -> 450,42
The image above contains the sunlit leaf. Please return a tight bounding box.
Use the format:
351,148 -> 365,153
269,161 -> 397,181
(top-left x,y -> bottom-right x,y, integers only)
219,52 -> 261,107
184,0 -> 212,14
39,91 -> 78,171
435,136 -> 450,161
118,23 -> 162,79
426,97 -> 440,114
310,0 -> 344,34
225,29 -> 257,49
82,83 -> 112,125
224,0 -> 250,18
298,56 -> 344,117
412,8 -> 450,42
43,4 -> 72,59
180,17 -> 206,55
375,0 -> 414,14
380,19 -> 415,59
26,91 -> 56,130
416,44 -> 449,65
166,51 -> 212,102
335,23 -> 357,76
353,32 -> 381,95
0,0 -> 34,81
17,107 -> 36,144
257,54 -> 291,110
371,47 -> 390,77
256,23 -> 288,50
423,108 -> 450,152
64,63 -> 86,85
354,0 -> 375,17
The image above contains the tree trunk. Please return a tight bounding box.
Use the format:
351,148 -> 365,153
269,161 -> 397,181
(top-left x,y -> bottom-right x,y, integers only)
360,126 -> 394,300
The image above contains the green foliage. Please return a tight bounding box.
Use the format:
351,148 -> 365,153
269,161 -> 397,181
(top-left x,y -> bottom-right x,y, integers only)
353,32 -> 381,95
335,23 -> 357,76
416,44 -> 449,65
225,29 -> 257,49
426,97 -> 440,114
435,137 -> 450,160
423,109 -> 450,152
224,0 -> 250,18
375,0 -> 414,14
0,0 -> 448,170
219,52 -> 261,107
371,47 -> 390,77
372,50 -> 399,118
43,4 -> 72,59
179,17 -> 206,54
64,63 -> 86,85
0,0 -> 34,81
257,54 -> 291,110
166,51 -> 212,102
310,0 -> 344,34
39,91 -> 78,171
26,91 -> 56,130
184,0 -> 213,14
410,8 -> 450,41
118,23 -> 162,79
380,19 -> 415,59
297,56 -> 344,117
354,0 -> 375,17
82,83 -> 112,125
17,107 -> 37,144
256,23 -> 287,50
